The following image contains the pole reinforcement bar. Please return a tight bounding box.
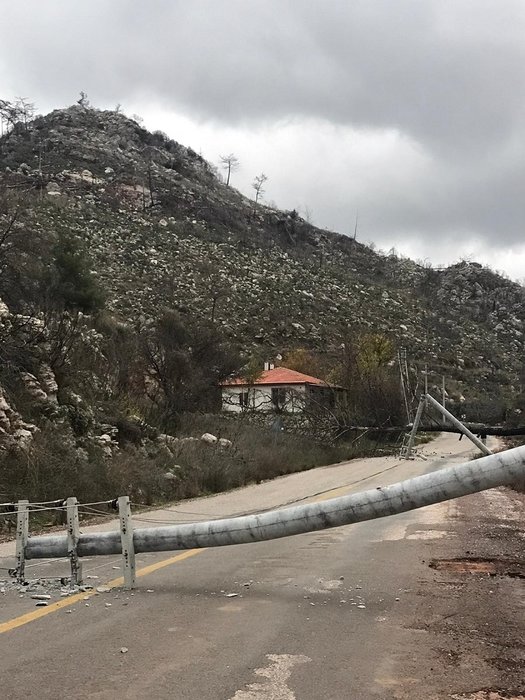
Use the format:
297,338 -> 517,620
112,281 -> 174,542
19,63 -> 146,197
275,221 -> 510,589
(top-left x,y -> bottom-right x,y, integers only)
24,446 -> 525,561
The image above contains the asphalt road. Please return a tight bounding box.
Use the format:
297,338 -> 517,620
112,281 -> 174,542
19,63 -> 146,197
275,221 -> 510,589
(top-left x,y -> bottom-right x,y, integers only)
0,435 -> 506,699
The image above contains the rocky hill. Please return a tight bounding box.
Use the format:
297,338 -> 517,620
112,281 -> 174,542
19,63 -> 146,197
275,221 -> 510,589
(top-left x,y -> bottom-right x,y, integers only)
1,103 -> 524,469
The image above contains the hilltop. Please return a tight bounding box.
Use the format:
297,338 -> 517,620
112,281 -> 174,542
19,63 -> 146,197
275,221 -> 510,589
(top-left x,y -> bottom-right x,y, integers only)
0,103 -> 524,504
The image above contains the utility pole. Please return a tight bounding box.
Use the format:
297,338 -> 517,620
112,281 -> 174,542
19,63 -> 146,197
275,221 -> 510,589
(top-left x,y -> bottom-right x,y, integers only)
425,393 -> 491,456
401,394 -> 426,459
38,141 -> 43,201
442,375 -> 446,426
399,348 -> 411,423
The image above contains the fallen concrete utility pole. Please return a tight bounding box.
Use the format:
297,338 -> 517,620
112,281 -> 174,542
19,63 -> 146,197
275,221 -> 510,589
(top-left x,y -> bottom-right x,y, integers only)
424,393 -> 491,456
24,446 -> 525,561
401,393 -> 492,460
341,425 -> 525,437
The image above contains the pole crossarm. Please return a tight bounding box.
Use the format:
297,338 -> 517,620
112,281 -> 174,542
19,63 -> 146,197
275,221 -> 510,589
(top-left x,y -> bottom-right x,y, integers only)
24,447 -> 525,561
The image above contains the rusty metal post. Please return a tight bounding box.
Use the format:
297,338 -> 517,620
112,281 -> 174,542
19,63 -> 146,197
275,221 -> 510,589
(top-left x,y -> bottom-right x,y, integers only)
15,499 -> 29,584
66,497 -> 82,586
118,496 -> 136,590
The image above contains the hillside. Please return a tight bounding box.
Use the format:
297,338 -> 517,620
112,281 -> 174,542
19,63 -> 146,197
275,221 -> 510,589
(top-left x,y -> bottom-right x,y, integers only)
1,103 -> 524,495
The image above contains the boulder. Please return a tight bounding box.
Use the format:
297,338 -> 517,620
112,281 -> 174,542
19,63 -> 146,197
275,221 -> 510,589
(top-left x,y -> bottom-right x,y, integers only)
0,297 -> 9,318
39,365 -> 58,402
201,432 -> 218,445
20,372 -> 48,404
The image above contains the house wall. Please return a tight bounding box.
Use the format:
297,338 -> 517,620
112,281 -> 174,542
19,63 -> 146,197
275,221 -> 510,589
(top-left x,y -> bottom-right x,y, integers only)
222,384 -> 307,413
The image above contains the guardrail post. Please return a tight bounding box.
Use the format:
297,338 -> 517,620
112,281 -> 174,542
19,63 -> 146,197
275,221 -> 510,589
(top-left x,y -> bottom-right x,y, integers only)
118,496 -> 136,590
66,497 -> 82,587
15,499 -> 29,584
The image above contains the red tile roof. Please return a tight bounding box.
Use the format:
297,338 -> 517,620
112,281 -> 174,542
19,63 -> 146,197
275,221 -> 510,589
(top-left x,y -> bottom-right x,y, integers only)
221,367 -> 329,387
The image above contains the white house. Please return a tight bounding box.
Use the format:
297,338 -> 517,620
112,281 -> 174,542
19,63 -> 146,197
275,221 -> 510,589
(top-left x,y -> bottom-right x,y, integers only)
221,365 -> 338,414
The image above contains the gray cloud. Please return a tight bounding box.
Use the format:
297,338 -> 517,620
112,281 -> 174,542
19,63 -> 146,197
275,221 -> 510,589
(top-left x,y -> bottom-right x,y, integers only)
1,0 -> 525,271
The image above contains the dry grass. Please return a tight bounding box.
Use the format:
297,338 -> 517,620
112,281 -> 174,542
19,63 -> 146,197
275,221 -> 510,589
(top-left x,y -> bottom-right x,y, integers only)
0,415 -> 394,518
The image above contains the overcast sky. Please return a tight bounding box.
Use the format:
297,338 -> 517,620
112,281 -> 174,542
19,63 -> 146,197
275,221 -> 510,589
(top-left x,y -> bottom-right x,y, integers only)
1,1 -> 524,280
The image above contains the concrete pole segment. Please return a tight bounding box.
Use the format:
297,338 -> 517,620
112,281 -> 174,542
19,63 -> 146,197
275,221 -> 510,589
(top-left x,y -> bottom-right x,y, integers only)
424,393 -> 491,456
25,445 -> 524,561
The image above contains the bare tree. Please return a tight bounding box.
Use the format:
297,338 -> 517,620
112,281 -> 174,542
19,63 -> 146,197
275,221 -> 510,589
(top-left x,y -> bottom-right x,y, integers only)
14,97 -> 35,130
301,205 -> 314,224
219,153 -> 240,186
77,91 -> 90,109
252,173 -> 268,206
0,99 -> 24,132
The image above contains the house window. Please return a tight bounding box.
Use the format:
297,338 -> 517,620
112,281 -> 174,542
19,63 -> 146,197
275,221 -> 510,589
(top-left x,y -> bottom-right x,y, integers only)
239,391 -> 250,408
271,387 -> 286,410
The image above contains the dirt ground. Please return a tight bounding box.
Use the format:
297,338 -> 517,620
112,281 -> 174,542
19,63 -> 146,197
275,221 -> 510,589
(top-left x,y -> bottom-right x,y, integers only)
411,486 -> 524,700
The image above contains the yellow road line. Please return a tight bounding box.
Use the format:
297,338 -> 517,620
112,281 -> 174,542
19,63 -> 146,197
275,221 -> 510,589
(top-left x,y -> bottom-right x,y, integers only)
0,481 -> 361,635
314,485 -> 351,501
0,549 -> 205,635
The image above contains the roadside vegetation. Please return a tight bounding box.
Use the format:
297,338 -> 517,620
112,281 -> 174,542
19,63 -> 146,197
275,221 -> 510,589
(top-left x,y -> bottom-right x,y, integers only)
1,100 -> 524,518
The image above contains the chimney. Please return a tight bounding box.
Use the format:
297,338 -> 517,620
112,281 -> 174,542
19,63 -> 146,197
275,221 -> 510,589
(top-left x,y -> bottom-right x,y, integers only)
263,361 -> 275,371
